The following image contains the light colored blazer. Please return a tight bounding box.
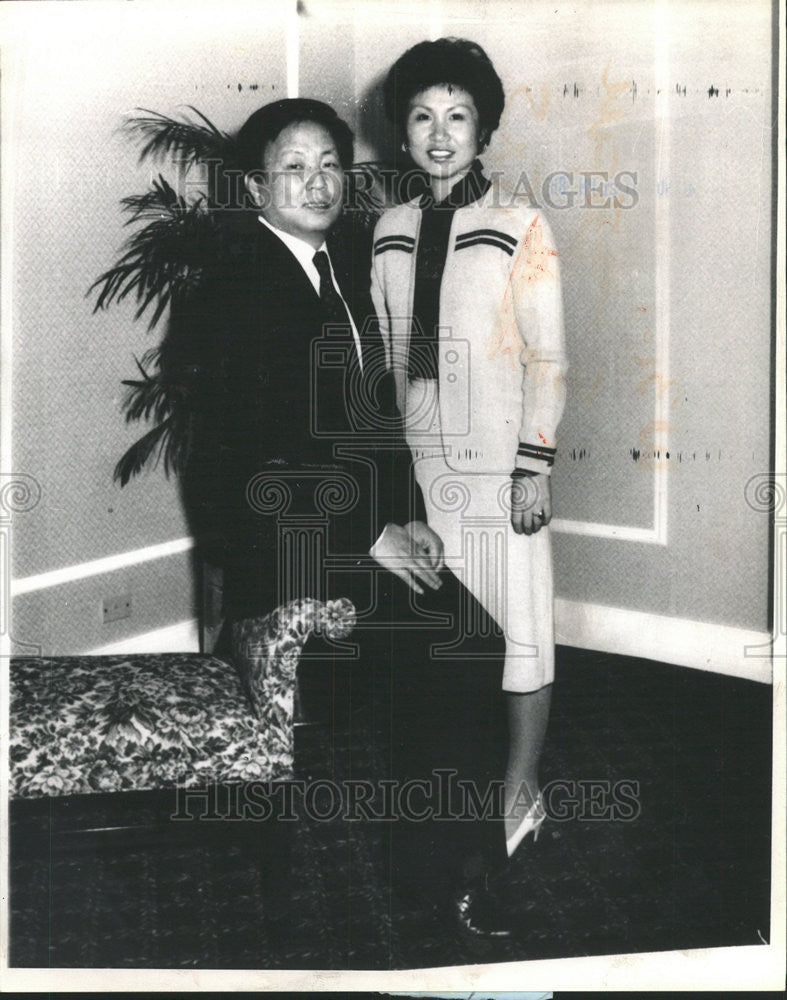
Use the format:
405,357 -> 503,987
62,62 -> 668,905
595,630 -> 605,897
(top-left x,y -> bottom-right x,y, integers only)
371,182 -> 568,476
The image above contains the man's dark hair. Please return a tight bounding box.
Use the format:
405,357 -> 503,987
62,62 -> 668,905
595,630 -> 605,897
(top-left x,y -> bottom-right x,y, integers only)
383,37 -> 505,147
235,98 -> 355,174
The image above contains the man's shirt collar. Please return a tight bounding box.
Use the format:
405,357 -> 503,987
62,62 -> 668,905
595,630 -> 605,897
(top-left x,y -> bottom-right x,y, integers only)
258,214 -> 327,275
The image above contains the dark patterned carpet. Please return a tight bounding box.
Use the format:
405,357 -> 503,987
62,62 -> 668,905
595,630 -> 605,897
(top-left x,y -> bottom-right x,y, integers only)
9,646 -> 772,969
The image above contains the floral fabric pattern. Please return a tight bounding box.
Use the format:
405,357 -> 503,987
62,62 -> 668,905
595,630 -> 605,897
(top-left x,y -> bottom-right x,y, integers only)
230,597 -> 357,762
10,598 -> 356,801
10,654 -> 286,799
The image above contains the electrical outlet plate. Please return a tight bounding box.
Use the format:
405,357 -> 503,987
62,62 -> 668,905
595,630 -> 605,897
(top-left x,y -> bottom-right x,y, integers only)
102,593 -> 132,624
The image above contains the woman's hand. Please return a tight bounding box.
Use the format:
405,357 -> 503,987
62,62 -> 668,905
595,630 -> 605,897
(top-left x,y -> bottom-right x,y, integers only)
370,522 -> 444,594
510,472 -> 552,535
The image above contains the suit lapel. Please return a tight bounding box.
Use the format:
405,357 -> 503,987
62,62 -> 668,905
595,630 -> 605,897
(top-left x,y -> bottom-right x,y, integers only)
257,224 -> 321,312
254,221 -> 376,393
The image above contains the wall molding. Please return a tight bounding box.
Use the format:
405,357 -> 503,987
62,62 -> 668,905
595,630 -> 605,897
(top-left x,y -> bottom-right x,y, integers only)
86,603 -> 773,684
286,1 -> 298,97
551,518 -> 663,543
12,536 -> 195,596
555,598 -> 772,683
553,3 -> 671,548
651,0 -> 671,548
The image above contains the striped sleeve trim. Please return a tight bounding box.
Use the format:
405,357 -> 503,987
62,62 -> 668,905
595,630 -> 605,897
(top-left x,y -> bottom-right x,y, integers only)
374,234 -> 416,256
517,442 -> 557,467
455,228 -> 518,257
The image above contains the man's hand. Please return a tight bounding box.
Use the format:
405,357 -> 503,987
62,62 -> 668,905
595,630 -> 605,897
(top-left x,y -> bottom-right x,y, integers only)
510,472 -> 552,535
404,520 -> 445,572
370,522 -> 444,595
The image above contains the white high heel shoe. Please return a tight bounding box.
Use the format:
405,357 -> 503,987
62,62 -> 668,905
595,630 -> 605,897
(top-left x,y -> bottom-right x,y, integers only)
506,790 -> 546,857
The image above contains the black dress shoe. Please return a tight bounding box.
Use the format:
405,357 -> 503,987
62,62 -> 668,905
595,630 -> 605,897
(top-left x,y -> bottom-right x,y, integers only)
453,877 -> 513,939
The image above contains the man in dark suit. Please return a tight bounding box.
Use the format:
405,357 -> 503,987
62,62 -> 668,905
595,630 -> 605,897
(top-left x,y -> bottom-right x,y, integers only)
219,101 -> 444,628
171,99 -> 510,934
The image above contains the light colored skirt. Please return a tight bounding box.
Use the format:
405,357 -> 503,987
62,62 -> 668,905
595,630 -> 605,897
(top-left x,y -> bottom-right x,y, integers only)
404,378 -> 554,693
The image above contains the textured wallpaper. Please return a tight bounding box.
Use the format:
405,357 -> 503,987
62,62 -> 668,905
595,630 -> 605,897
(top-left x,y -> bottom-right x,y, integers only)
7,0 -> 774,655
8,4 -> 290,650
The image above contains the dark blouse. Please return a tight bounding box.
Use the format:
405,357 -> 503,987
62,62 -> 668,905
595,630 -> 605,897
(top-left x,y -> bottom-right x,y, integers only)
407,159 -> 491,381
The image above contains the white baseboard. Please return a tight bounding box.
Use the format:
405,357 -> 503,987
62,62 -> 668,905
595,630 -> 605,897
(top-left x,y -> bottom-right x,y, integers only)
555,599 -> 773,683
85,619 -> 200,655
83,605 -> 774,683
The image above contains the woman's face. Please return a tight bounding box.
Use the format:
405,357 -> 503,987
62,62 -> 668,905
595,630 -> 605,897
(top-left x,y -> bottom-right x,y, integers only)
405,85 -> 481,193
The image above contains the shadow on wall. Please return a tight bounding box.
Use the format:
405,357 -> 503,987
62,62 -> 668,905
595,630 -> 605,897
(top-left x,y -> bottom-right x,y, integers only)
356,70 -> 405,174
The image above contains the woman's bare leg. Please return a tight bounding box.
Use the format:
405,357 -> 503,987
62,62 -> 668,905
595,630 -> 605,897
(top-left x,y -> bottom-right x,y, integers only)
503,683 -> 552,848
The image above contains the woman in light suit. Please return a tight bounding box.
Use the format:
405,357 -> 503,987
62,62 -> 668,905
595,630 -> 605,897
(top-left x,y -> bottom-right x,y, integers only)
372,37 -> 568,936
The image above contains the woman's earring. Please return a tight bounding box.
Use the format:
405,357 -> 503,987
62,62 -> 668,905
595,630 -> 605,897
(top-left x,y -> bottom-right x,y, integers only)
401,142 -> 408,153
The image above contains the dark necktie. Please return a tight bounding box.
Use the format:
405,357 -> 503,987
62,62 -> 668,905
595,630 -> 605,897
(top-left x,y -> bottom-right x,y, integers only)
313,250 -> 351,327
313,249 -> 362,375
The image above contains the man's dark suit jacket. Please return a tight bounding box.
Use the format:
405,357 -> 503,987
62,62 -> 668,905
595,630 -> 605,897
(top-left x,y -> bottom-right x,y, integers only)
164,213 -> 506,818
165,215 -> 425,623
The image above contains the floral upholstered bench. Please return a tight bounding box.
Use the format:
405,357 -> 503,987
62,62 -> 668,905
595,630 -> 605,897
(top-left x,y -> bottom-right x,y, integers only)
9,598 -> 358,966
10,653 -> 283,798
9,597 -> 357,801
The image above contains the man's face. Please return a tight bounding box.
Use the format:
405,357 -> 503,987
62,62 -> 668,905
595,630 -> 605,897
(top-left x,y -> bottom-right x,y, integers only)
247,121 -> 344,248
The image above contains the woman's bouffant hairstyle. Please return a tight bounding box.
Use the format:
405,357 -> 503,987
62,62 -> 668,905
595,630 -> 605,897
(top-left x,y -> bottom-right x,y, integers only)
235,98 -> 354,175
383,37 -> 505,146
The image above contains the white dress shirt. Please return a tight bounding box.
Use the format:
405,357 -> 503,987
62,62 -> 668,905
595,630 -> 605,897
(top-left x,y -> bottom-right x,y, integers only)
258,215 -> 363,370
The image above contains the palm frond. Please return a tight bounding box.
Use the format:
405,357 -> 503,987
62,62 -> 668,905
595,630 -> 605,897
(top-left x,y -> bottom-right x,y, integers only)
119,348 -> 195,427
123,106 -> 236,167
119,175 -> 196,223
121,372 -> 170,426
136,345 -> 162,370
114,341 -> 198,485
88,185 -> 218,328
113,418 -> 175,486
